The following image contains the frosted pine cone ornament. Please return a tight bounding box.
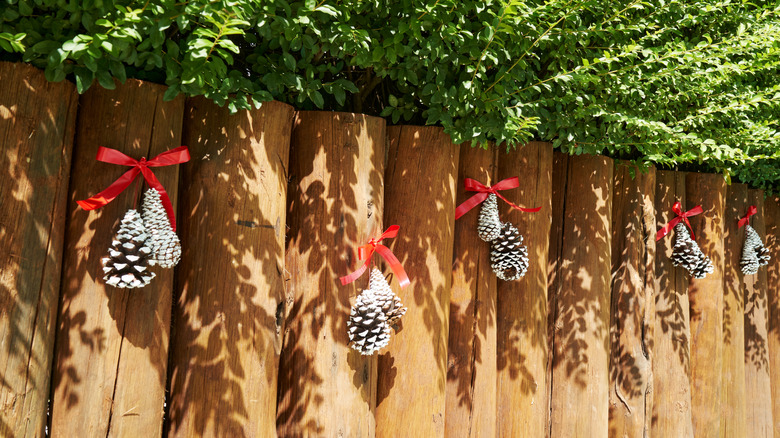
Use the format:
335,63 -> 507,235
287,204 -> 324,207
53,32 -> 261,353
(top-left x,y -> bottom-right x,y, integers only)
741,224 -> 771,275
490,222 -> 529,281
477,193 -> 502,242
102,209 -> 156,288
368,267 -> 407,325
670,223 -> 714,279
141,188 -> 181,268
347,288 -> 391,355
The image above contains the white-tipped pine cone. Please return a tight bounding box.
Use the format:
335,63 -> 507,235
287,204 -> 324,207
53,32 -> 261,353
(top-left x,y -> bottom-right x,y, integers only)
102,209 -> 156,288
477,193 -> 502,242
368,267 -> 407,325
489,222 -> 529,281
347,289 -> 391,355
741,224 -> 771,275
670,223 -> 714,279
141,188 -> 181,268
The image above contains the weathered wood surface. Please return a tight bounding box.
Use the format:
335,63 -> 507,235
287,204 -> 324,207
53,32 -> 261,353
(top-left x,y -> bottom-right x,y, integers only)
0,62 -> 77,438
651,170 -> 694,438
766,195 -> 780,437
744,189 -> 773,438
721,183 -> 748,438
168,98 -> 292,437
685,172 -> 726,438
608,164 -> 655,438
377,126 -> 459,438
548,154 -> 613,438
51,80 -> 183,438
496,142 -> 552,437
277,112 -> 385,436
445,144 -> 497,437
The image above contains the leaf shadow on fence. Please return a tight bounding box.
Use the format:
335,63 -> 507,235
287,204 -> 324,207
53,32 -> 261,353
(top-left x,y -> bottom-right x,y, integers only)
767,197 -> 780,359
721,191 -> 744,348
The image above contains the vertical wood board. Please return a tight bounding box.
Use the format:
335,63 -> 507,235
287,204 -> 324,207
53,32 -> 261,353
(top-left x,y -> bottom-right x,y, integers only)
765,196 -> 780,437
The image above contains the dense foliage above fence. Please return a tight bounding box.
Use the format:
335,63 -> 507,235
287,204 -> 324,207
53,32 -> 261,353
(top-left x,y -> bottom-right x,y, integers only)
1,0 -> 779,190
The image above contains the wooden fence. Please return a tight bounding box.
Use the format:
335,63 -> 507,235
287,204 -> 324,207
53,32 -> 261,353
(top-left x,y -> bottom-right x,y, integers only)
2,61 -> 780,437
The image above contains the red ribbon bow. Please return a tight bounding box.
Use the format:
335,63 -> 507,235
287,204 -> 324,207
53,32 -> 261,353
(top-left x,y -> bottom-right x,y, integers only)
656,202 -> 703,241
339,225 -> 410,288
77,146 -> 190,231
454,177 -> 542,220
738,205 -> 758,228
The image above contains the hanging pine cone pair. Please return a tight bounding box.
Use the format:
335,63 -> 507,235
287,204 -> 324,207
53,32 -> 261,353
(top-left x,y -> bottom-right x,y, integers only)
670,222 -> 714,279
478,194 -> 529,281
347,268 -> 407,355
101,188 -> 182,288
741,224 -> 771,275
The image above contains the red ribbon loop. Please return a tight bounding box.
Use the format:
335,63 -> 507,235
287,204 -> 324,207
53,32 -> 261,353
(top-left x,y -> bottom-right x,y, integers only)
454,177 -> 542,220
76,146 -> 190,231
655,201 -> 704,241
738,205 -> 758,228
339,225 -> 410,288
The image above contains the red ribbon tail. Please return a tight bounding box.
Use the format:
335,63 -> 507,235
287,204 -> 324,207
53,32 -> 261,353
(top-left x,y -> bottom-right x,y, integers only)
339,259 -> 370,286
77,167 -> 141,211
494,192 -> 542,213
455,192 -> 489,220
375,244 -> 410,288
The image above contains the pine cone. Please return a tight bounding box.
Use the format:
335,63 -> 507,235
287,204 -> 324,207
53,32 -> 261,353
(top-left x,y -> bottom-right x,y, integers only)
741,224 -> 771,275
141,188 -> 181,268
671,223 -> 713,279
490,222 -> 529,281
368,267 -> 407,325
347,289 -> 391,355
477,193 -> 502,242
102,209 -> 156,288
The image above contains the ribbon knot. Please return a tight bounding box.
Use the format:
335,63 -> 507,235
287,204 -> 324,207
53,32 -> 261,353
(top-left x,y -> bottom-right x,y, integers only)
340,225 -> 410,288
454,177 -> 542,220
656,201 -> 703,241
738,205 -> 758,228
77,146 -> 190,231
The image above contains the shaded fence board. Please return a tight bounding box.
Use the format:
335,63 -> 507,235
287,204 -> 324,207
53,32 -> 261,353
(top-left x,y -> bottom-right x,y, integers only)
685,172 -> 726,438
277,112 -> 385,436
548,154 -> 613,438
608,164 -> 655,438
167,98 -> 292,437
496,142 -> 552,437
722,183 -> 748,438
377,126 -> 459,438
52,80 -> 183,438
0,62 -> 77,437
651,170 -> 694,438
766,195 -> 780,437
744,189 -> 773,438
445,144 -> 497,437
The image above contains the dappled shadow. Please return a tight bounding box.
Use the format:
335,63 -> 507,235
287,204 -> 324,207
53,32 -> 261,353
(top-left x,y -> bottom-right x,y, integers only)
766,197 -> 780,348
743,194 -> 770,372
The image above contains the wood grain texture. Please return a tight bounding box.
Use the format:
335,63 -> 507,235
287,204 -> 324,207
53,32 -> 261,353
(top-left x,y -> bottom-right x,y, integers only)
51,80 -> 184,438
685,172 -> 726,438
167,98 -> 292,437
445,144 -> 497,438
608,164 -> 655,438
277,111 -> 385,437
651,170 -> 694,438
548,154 -> 613,438
766,195 -> 780,437
721,183 -> 748,438
744,189 -> 773,438
0,62 -> 77,438
377,126 -> 459,438
496,142 -> 552,438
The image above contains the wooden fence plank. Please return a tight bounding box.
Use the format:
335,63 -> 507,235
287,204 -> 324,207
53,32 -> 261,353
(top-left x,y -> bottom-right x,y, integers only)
766,195 -> 780,437
51,80 -> 184,438
608,163 -> 655,438
496,142 -> 553,437
744,189 -> 773,438
0,62 -> 77,438
548,154 -> 613,438
277,111 -> 385,436
685,172 -> 726,438
167,98 -> 293,437
445,144 -> 497,438
651,170 -> 694,438
722,183 -> 748,438
376,126 -> 459,438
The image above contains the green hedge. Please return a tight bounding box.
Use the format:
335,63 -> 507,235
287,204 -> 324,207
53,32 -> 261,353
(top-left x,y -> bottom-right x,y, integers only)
2,0 -> 779,190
